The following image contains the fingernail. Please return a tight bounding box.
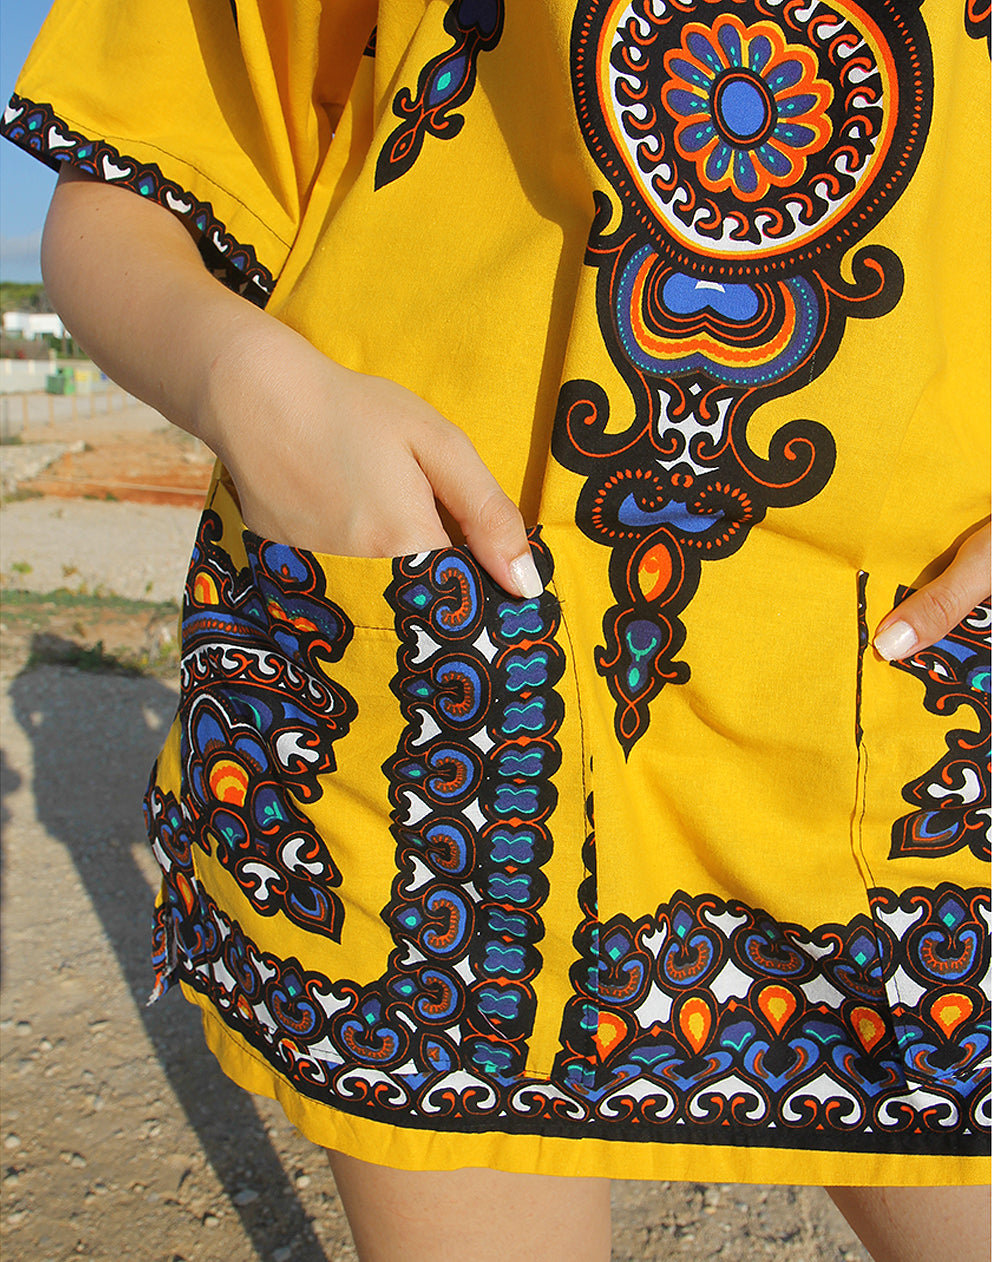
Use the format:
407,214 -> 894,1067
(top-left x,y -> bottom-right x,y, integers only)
509,552 -> 543,599
874,619 -> 917,661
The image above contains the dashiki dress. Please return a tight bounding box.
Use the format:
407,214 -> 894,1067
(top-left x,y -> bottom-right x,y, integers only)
4,0 -> 989,1187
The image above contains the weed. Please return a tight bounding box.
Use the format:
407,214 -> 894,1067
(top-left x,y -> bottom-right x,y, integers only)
11,560 -> 32,575
0,487 -> 43,505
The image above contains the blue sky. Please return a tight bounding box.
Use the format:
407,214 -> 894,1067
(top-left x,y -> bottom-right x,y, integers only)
1,2 -> 58,282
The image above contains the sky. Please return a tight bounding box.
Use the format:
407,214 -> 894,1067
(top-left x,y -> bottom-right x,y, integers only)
1,2 -> 58,282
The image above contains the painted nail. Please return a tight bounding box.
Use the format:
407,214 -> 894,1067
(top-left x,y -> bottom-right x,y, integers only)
509,552 -> 543,599
873,619 -> 917,661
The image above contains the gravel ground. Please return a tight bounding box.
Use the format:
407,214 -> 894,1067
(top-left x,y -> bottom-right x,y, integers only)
0,471 -> 872,1261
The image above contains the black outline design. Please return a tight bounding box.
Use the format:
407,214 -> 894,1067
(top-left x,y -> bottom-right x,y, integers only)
0,93 -> 276,304
152,865 -> 990,1154
554,0 -> 932,755
146,509 -> 359,977
889,591 -> 991,863
965,0 -> 991,49
374,0 -> 504,189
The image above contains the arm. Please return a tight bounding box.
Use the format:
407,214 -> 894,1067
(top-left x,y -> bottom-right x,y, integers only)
41,166 -> 543,596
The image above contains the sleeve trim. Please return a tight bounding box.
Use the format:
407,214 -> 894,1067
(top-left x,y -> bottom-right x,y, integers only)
1,92 -> 277,307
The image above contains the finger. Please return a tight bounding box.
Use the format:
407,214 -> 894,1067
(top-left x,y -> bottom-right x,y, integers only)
873,522 -> 991,660
414,427 -> 542,599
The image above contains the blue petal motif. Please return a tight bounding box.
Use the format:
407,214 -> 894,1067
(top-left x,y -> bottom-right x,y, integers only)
771,122 -> 818,150
679,119 -> 718,153
666,88 -> 710,117
662,272 -> 761,320
733,149 -> 759,195
686,31 -> 724,76
748,35 -> 773,73
668,57 -> 715,91
755,141 -> 792,177
717,21 -> 743,67
705,139 -> 733,182
766,59 -> 804,92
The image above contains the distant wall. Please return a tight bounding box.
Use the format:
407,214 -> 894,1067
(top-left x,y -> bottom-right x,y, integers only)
2,311 -> 65,340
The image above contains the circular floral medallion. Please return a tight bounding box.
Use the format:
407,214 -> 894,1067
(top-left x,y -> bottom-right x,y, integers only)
573,0 -> 931,276
662,16 -> 833,202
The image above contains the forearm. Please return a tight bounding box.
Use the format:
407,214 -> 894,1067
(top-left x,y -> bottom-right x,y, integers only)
41,166 -> 284,458
40,168 -> 539,593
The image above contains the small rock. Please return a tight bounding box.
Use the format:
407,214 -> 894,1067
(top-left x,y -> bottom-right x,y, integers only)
7,1209 -> 28,1226
4,1135 -> 22,1151
14,1021 -> 32,1036
38,1037 -> 53,1052
202,1213 -> 220,1228
294,1173 -> 311,1189
233,1187 -> 259,1206
272,1248 -> 293,1262
3,1170 -> 19,1187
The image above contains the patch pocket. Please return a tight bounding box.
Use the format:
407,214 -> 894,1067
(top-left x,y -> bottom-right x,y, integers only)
159,467 -> 571,1084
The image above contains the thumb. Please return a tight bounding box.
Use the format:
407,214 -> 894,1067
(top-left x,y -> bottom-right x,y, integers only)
413,425 -> 543,599
873,522 -> 991,660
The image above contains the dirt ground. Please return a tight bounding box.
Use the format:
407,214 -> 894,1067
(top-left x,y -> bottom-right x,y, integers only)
0,408 -> 871,1261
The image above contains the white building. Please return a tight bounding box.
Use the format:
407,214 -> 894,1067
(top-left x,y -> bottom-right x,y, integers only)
3,311 -> 65,340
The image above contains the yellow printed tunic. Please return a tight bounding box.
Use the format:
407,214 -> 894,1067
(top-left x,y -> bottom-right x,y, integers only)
5,0 -> 989,1186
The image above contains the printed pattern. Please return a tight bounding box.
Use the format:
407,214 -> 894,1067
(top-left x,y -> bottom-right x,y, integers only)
380,539 -> 564,1081
374,0 -> 504,189
152,864 -> 990,1151
889,595 -> 991,864
150,526 -> 567,1087
966,0 -> 991,48
146,509 -> 359,999
556,0 -> 932,754
555,880 -> 990,1150
0,94 -> 275,304
144,517 -> 988,1152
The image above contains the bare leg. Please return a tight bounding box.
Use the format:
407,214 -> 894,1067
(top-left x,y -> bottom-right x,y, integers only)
828,1184 -> 991,1262
327,1150 -> 612,1262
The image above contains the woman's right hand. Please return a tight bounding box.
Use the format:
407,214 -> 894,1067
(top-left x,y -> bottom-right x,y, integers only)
204,317 -> 542,597
42,166 -> 541,598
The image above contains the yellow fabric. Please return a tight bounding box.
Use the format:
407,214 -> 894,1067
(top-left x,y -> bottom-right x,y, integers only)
14,0 -> 376,284
7,0 -> 989,1185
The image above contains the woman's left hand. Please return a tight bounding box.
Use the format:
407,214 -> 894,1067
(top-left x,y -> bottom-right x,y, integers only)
873,521 -> 991,660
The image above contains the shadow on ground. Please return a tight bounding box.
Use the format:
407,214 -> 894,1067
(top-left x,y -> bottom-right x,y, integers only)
6,636 -> 327,1261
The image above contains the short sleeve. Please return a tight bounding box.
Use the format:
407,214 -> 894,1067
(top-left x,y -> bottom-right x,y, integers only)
1,0 -> 377,304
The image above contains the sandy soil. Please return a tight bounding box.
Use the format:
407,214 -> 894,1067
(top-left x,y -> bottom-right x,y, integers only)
0,413 -> 871,1261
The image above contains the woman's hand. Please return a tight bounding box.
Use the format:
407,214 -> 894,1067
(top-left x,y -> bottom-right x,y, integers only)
42,165 -> 541,598
204,318 -> 543,595
873,521 -> 991,659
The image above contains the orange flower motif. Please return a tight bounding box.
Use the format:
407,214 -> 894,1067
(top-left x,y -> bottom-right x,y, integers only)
662,14 -> 833,202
